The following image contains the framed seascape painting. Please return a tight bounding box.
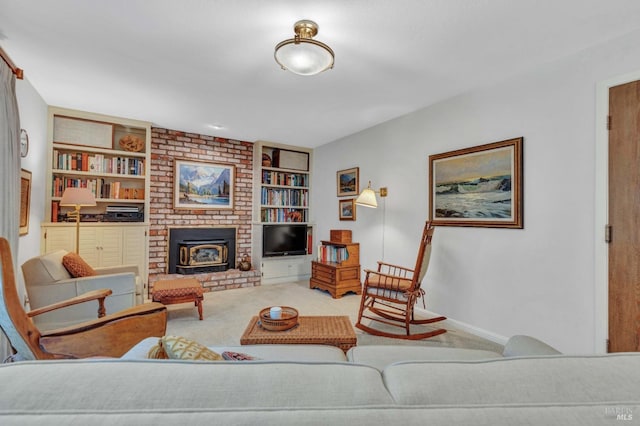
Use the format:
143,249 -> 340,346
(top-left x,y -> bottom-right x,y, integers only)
428,137 -> 523,228
339,198 -> 356,221
336,167 -> 359,197
174,160 -> 235,210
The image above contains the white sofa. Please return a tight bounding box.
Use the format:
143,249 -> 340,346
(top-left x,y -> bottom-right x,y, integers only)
1,336 -> 638,425
21,250 -> 142,330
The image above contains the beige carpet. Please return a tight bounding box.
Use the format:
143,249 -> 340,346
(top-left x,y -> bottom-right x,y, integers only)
164,280 -> 503,353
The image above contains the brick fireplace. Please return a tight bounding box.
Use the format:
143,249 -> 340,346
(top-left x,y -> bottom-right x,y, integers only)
147,128 -> 260,295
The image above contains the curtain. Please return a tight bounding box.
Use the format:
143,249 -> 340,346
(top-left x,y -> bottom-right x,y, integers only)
0,59 -> 27,360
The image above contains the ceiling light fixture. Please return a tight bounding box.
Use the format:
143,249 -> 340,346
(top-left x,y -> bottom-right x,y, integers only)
274,20 -> 334,76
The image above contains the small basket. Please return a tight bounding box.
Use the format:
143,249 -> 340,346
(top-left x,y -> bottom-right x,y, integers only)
119,134 -> 144,152
259,306 -> 299,331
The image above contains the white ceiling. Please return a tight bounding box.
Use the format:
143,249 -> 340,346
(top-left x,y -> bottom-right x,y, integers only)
2,0 -> 640,148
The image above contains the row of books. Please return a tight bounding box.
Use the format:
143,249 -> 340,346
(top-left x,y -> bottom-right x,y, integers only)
51,177 -> 145,200
53,150 -> 145,176
261,187 -> 309,207
260,208 -> 308,223
261,171 -> 308,187
317,245 -> 350,263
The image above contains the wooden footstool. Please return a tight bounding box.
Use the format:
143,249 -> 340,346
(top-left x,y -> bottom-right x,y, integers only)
152,278 -> 204,320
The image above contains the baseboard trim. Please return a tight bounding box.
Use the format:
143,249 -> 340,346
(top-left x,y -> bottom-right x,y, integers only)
414,307 -> 509,346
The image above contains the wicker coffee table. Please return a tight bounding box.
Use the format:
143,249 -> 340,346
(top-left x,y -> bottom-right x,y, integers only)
240,315 -> 357,353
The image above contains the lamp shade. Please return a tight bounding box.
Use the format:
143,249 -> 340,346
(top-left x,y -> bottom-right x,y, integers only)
60,187 -> 96,207
275,20 -> 334,76
355,188 -> 378,208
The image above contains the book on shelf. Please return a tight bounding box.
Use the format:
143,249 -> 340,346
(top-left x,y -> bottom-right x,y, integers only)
317,245 -> 349,263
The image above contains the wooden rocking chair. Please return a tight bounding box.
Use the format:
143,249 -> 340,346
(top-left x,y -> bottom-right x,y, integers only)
355,221 -> 446,340
0,237 -> 167,359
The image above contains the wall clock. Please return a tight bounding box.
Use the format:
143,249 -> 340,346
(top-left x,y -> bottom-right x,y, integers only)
20,129 -> 29,157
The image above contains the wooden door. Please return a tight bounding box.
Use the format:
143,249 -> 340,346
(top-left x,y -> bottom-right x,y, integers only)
608,80 -> 640,352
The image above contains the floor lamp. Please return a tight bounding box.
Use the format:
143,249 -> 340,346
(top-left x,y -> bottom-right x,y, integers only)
60,187 -> 96,253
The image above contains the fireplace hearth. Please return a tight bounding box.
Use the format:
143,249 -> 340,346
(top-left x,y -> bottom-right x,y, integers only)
168,228 -> 236,274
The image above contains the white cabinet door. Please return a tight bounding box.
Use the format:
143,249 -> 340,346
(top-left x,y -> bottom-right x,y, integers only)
122,226 -> 148,281
261,256 -> 311,284
99,228 -> 123,267
42,226 -> 76,254
78,226 -> 100,266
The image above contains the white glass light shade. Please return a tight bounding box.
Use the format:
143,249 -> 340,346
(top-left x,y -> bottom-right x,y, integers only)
60,187 -> 96,207
275,39 -> 334,76
355,188 -> 378,208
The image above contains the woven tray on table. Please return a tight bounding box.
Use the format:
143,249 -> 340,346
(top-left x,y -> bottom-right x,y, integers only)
259,306 -> 299,331
240,315 -> 357,353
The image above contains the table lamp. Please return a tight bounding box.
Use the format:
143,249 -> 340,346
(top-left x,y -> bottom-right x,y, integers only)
60,187 -> 96,253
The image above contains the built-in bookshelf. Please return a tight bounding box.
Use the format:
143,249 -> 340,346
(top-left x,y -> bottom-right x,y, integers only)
257,143 -> 311,224
46,108 -> 151,223
51,143 -> 146,203
252,141 -> 313,284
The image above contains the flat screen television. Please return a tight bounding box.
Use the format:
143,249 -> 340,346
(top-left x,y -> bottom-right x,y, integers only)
262,224 -> 308,257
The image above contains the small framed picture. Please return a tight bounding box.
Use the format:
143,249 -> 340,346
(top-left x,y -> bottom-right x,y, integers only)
337,167 -> 359,197
339,198 -> 356,221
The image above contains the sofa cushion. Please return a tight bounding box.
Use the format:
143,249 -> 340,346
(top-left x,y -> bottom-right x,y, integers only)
62,252 -> 96,278
347,345 -> 502,370
0,360 -> 393,409
383,354 -> 640,406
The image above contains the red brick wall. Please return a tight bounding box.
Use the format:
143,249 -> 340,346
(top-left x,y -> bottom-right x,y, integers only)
147,128 -> 259,292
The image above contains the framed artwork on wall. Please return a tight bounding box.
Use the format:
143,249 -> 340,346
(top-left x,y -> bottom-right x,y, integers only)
428,137 -> 523,228
20,169 -> 32,236
174,160 -> 235,210
339,198 -> 356,221
337,167 -> 359,197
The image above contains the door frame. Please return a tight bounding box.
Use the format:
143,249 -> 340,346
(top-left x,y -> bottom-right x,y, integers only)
595,69 -> 640,353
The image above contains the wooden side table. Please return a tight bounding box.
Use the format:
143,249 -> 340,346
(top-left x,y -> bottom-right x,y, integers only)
152,278 -> 204,320
310,241 -> 361,298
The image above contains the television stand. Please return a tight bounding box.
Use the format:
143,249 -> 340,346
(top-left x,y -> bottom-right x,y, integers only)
260,255 -> 312,285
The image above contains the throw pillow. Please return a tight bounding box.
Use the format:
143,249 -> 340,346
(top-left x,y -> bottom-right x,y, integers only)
147,343 -> 169,359
158,336 -> 223,361
62,252 -> 96,278
221,351 -> 259,361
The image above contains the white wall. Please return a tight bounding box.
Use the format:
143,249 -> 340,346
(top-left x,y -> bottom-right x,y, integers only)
16,77 -> 48,304
312,28 -> 640,354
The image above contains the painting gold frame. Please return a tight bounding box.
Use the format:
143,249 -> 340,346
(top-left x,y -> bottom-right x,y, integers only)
428,137 -> 523,228
20,169 -> 32,236
339,198 -> 356,221
174,160 -> 235,210
337,167 -> 359,197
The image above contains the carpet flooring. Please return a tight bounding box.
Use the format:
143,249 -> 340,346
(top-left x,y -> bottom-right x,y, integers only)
164,280 -> 503,353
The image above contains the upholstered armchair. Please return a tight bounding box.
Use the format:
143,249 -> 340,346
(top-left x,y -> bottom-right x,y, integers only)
21,250 -> 143,330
